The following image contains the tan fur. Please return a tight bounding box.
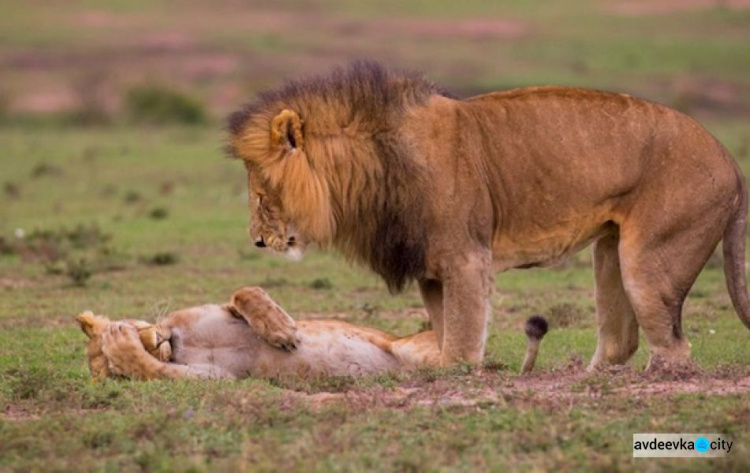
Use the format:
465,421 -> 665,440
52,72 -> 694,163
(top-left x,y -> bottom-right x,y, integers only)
229,63 -> 750,371
77,311 -> 172,380
77,287 -> 441,380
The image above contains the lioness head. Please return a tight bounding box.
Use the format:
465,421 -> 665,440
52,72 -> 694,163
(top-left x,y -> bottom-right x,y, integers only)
76,311 -> 172,380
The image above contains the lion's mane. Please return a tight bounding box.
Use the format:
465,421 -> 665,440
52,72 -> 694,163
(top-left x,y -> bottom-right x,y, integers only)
229,62 -> 453,292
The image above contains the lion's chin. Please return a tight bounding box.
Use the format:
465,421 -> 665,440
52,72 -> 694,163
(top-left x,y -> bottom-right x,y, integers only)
284,247 -> 304,261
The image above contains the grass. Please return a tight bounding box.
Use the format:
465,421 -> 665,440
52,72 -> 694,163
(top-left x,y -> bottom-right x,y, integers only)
1,0 -> 749,470
1,119 -> 748,473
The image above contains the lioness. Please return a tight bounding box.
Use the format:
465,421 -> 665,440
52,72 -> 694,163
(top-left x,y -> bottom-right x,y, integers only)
228,62 -> 750,370
77,287 -> 440,380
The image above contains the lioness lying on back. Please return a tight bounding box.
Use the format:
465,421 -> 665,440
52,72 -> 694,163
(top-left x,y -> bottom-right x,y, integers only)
78,287 -> 439,380
77,287 -> 546,380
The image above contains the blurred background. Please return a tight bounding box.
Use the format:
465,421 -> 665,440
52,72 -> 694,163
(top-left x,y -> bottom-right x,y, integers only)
1,0 -> 749,326
2,0 -> 749,124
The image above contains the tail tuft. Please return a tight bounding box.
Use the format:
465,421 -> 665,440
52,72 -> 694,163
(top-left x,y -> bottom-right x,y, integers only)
524,315 -> 549,341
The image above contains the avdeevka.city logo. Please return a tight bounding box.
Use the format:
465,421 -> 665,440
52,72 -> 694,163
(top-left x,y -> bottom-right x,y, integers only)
694,437 -> 710,453
633,434 -> 733,458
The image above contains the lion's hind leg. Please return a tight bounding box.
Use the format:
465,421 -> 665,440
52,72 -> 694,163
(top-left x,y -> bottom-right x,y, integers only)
618,213 -> 727,370
588,232 -> 640,370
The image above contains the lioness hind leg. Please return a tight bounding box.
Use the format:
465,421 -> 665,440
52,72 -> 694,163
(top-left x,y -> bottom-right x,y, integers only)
588,233 -> 640,370
618,221 -> 725,370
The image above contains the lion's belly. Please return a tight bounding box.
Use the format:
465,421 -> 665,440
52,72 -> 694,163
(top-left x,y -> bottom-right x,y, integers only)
491,217 -> 613,272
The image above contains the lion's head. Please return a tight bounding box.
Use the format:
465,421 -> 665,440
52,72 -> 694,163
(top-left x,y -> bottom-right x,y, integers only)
228,62 -> 444,291
76,311 -> 172,380
233,107 -> 336,260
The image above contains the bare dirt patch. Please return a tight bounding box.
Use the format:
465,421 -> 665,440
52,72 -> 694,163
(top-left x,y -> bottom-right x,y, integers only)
2,405 -> 41,422
286,365 -> 750,411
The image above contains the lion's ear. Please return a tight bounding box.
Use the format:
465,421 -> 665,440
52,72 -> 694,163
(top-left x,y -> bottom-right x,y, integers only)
76,311 -> 109,339
270,109 -> 304,151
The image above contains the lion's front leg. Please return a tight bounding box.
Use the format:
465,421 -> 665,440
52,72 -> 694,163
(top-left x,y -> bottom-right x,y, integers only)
101,323 -> 172,380
418,278 -> 444,350
102,323 -> 214,380
439,251 -> 493,366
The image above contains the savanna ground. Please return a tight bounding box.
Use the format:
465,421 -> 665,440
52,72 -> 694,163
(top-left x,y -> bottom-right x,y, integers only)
1,0 -> 749,471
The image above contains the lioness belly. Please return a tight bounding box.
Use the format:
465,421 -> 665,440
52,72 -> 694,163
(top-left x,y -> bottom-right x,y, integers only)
166,307 -> 401,378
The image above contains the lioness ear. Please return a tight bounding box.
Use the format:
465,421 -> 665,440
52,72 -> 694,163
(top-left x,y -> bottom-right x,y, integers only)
270,109 -> 304,151
76,311 -> 109,339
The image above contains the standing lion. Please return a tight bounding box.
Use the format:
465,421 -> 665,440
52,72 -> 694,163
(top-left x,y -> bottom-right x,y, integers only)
227,62 -> 750,371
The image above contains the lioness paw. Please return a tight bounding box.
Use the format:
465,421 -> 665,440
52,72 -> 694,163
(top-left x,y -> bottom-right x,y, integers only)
101,323 -> 158,377
265,325 -> 301,352
230,286 -> 301,352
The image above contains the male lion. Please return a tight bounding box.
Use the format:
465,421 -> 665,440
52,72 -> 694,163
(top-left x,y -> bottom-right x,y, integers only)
228,62 -> 750,370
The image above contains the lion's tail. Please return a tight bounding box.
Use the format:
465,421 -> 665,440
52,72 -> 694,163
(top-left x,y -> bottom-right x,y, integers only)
723,175 -> 750,330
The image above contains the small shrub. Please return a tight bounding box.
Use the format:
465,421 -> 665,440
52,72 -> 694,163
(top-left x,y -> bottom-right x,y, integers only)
124,190 -> 142,204
30,162 -> 63,179
125,84 -> 207,125
358,302 -> 380,317
6,223 -> 127,282
308,277 -> 333,290
149,207 -> 169,220
3,181 -> 20,199
142,251 -> 179,266
66,223 -> 111,249
262,277 -> 289,288
95,246 -> 130,271
548,302 -> 588,328
66,257 -> 93,286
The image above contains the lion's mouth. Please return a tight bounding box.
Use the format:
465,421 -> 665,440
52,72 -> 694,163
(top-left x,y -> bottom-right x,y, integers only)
285,245 -> 304,261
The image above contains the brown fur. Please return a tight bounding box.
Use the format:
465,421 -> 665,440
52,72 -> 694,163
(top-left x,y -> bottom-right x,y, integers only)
228,62 -> 750,371
229,62 -> 442,291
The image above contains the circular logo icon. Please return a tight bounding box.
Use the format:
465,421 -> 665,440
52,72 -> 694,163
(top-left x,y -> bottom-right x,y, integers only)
695,437 -> 710,453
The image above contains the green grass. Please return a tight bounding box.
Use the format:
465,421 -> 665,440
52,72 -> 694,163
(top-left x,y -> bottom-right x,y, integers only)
1,0 -> 749,470
1,122 -> 748,472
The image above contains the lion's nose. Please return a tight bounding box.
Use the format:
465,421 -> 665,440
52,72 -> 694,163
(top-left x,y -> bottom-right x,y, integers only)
254,237 -> 267,248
